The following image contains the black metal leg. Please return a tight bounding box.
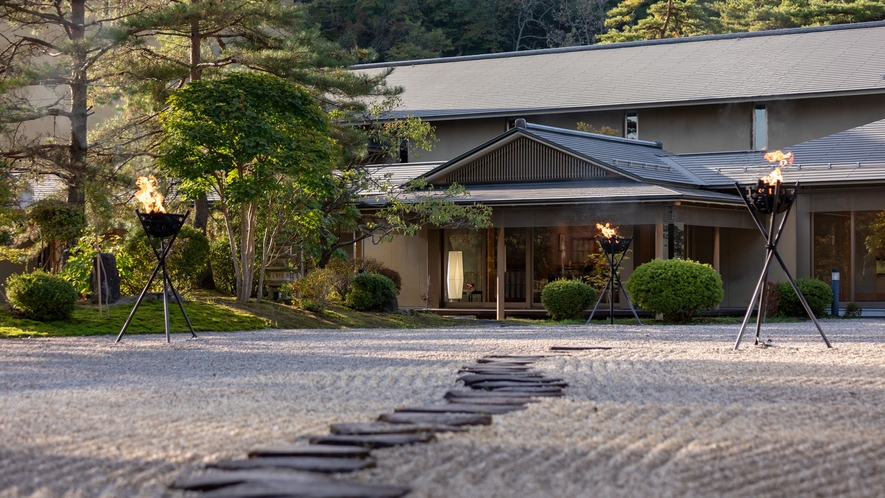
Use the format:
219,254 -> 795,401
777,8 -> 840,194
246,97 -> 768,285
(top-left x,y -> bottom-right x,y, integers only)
115,260 -> 163,343
735,249 -> 776,350
161,256 -> 171,344
773,251 -> 832,348
165,272 -> 197,338
614,273 -> 642,325
586,279 -> 610,324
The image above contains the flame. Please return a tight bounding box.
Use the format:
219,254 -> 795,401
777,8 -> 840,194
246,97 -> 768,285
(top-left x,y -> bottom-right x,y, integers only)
760,150 -> 793,186
135,175 -> 166,214
596,223 -> 618,238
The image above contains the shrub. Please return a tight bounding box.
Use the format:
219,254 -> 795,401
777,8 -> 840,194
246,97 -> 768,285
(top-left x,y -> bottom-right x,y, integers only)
844,302 -> 862,318
5,270 -> 79,321
327,256 -> 384,297
121,225 -> 209,295
377,267 -> 402,293
345,273 -> 397,312
208,239 -> 237,296
293,268 -> 335,313
27,199 -> 87,243
625,259 -> 723,323
541,279 -> 597,321
777,278 -> 833,318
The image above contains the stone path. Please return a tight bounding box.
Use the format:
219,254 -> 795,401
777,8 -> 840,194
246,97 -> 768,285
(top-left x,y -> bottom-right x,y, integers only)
172,355 -> 568,497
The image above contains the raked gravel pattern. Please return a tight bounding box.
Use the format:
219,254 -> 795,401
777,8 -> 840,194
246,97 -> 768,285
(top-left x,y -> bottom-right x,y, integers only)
2,320 -> 885,497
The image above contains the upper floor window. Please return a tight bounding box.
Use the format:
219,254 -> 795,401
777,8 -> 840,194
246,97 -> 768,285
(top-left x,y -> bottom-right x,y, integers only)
754,105 -> 768,150
626,112 -> 638,140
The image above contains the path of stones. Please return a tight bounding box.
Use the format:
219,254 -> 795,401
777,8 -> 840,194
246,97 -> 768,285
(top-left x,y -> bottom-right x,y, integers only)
172,352 -> 575,497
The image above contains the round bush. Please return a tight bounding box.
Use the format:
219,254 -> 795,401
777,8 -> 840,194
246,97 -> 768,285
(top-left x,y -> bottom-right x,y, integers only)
122,225 -> 210,295
777,278 -> 832,318
541,279 -> 596,321
625,259 -> 723,323
376,267 -> 402,293
5,270 -> 79,321
345,273 -> 397,312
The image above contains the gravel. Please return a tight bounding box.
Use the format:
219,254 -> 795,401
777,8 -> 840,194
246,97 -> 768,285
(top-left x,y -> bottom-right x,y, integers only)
2,320 -> 884,497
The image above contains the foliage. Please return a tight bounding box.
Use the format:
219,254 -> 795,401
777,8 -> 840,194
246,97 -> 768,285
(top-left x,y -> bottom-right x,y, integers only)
327,256 -> 385,297
60,235 -> 130,297
541,279 -> 597,320
27,200 -> 87,244
293,268 -> 336,313
761,281 -> 780,318
843,302 -> 862,319
0,163 -> 25,246
159,71 -> 334,303
121,225 -> 210,296
625,259 -> 723,323
777,278 -> 832,318
209,239 -> 238,296
345,273 -> 398,312
377,267 -> 403,293
5,270 -> 79,322
577,122 -> 620,136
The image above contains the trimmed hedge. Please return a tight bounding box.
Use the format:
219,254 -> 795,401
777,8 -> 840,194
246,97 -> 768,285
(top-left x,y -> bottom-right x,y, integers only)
541,279 -> 596,321
5,271 -> 79,321
377,267 -> 402,293
345,273 -> 397,312
625,259 -> 723,323
777,278 -> 832,318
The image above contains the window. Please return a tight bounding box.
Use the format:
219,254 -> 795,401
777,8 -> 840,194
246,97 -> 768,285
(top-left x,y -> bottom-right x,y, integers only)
753,105 -> 768,150
625,112 -> 638,140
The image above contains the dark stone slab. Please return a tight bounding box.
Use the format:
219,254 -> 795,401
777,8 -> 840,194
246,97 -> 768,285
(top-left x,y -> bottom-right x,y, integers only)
248,444 -> 370,459
207,457 -> 375,473
549,346 -> 613,351
203,479 -> 410,498
471,380 -> 568,389
309,433 -> 434,449
458,374 -> 566,385
482,385 -> 564,394
482,355 -> 548,361
330,422 -> 465,435
91,253 -> 121,304
475,359 -> 536,365
446,396 -> 532,405
444,390 -> 561,400
458,368 -> 541,376
379,412 -> 492,426
395,404 -> 525,415
172,470 -> 328,491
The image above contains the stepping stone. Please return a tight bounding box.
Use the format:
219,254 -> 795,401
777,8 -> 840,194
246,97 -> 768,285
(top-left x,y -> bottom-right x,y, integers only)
471,380 -> 568,389
444,390 -> 561,400
330,422 -> 465,435
172,470 -> 329,491
475,359 -> 536,365
446,396 -> 533,405
549,346 -> 613,351
379,412 -> 492,426
458,368 -> 542,376
203,479 -> 410,498
208,457 -> 374,473
309,433 -> 434,449
485,386 -> 564,394
458,374 -> 565,385
395,404 -> 525,415
248,444 -> 370,459
482,355 -> 548,361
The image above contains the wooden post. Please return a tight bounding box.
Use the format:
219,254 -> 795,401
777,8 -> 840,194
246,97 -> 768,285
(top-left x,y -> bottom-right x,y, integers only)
497,227 -> 505,320
713,227 -> 721,310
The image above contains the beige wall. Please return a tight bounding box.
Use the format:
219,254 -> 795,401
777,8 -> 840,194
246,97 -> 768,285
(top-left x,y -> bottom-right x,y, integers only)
363,232 -> 430,307
419,118 -> 509,162
768,94 -> 885,150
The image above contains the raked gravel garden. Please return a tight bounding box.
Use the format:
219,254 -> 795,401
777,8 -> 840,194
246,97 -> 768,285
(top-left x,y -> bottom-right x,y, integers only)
2,320 -> 885,497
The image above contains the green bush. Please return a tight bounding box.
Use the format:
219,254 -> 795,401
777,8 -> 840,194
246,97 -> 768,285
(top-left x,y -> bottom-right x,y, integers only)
5,270 -> 79,321
208,239 -> 237,296
293,268 -> 335,313
121,225 -> 209,295
327,256 -> 384,298
844,302 -> 862,318
377,267 -> 402,294
777,278 -> 832,318
541,279 -> 596,321
345,273 -> 397,312
625,259 -> 723,323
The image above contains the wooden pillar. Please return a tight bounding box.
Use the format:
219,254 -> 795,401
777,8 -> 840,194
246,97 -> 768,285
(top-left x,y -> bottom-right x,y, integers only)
655,223 -> 665,260
713,226 -> 721,310
497,227 -> 505,320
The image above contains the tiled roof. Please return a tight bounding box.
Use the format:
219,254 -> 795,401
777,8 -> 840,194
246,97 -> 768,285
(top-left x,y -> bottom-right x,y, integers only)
356,22 -> 885,120
675,118 -> 885,186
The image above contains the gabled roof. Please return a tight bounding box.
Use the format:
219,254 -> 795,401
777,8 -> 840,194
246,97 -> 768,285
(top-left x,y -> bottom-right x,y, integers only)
355,22 -> 885,120
676,118 -> 885,186
422,121 -> 700,186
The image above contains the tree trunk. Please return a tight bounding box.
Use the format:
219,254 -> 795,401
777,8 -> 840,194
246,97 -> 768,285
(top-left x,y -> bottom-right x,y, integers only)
189,0 -> 213,284
69,0 -> 88,207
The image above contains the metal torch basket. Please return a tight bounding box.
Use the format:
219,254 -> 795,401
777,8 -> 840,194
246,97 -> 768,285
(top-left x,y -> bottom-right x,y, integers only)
137,212 -> 188,238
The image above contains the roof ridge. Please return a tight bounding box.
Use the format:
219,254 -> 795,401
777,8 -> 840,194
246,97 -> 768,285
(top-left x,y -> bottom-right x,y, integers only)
351,21 -> 885,70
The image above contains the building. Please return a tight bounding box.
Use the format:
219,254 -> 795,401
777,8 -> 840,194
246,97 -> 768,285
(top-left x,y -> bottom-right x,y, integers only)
355,22 -> 885,313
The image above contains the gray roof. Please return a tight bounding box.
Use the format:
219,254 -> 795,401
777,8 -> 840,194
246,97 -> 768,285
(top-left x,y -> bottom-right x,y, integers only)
458,179 -> 742,206
356,22 -> 885,120
676,118 -> 885,186
367,161 -> 443,187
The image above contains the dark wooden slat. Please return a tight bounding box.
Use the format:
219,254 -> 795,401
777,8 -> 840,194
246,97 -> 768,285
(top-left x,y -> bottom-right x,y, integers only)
202,479 -> 410,498
247,444 -> 370,459
330,422 -> 465,435
378,412 -> 493,426
208,457 -> 374,473
458,374 -> 565,385
473,383 -> 565,392
549,346 -> 613,351
395,404 -> 525,415
308,433 -> 434,449
444,390 -> 562,399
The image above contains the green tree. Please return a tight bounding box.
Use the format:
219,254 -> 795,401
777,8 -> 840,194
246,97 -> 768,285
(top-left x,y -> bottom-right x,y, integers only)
716,0 -> 885,32
600,0 -> 722,43
159,71 -> 335,303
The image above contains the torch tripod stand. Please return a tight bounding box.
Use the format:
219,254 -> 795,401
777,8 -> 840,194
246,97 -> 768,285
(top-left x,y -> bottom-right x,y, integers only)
734,181 -> 831,350
115,211 -> 197,344
586,236 -> 642,325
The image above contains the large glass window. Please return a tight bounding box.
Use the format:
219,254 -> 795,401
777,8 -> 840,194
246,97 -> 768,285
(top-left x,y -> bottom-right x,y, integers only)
445,228 -> 485,302
626,112 -> 638,140
754,105 -> 768,150
813,211 -> 885,302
